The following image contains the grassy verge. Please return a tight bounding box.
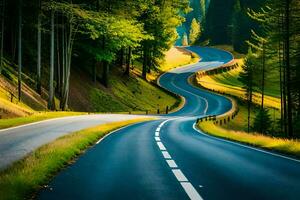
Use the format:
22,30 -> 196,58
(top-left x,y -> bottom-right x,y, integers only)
0,118 -> 152,200
197,65 -> 281,109
0,112 -> 87,130
197,121 -> 300,158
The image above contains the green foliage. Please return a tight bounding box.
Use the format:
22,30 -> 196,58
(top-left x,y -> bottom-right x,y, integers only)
252,108 -> 273,134
182,32 -> 189,46
238,50 -> 258,96
189,18 -> 201,44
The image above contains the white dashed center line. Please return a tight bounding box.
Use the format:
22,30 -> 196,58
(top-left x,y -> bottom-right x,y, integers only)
154,120 -> 203,200
166,160 -> 178,168
162,151 -> 171,159
157,142 -> 167,151
181,182 -> 204,200
172,169 -> 188,182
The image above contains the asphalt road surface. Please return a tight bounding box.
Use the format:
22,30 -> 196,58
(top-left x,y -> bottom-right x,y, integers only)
39,47 -> 300,200
0,114 -> 148,170
3,46 -> 300,200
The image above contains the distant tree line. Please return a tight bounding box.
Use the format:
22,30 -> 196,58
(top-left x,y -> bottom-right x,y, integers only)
0,0 -> 189,110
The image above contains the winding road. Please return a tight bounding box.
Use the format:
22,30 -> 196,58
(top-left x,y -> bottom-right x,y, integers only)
2,47 -> 300,199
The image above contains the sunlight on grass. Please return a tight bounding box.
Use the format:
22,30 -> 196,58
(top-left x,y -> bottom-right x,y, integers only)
0,112 -> 87,130
0,118 -> 153,200
196,67 -> 281,109
198,122 -> 300,158
160,47 -> 199,72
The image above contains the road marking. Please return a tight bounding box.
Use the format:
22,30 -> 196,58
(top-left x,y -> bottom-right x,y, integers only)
157,142 -> 166,151
172,169 -> 188,182
162,151 -> 171,159
155,120 -> 204,200
192,123 -> 300,164
181,182 -> 204,200
0,115 -> 81,133
170,78 -> 209,115
166,159 -> 178,168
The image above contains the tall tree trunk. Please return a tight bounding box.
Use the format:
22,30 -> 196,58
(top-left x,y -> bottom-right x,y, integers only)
247,77 -> 253,133
56,17 -> 61,96
48,10 -> 55,110
124,46 -> 131,76
102,61 -> 109,87
285,0 -> 293,137
61,18 -> 75,111
142,44 -> 147,79
0,0 -> 5,74
101,36 -> 109,87
260,42 -> 266,133
61,18 -> 65,100
93,63 -> 97,83
120,47 -> 124,68
18,0 -> 22,102
36,0 -> 42,94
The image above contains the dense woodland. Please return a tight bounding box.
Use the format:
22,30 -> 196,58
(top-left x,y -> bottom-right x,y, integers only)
0,0 -> 189,110
0,0 -> 300,138
201,0 -> 300,138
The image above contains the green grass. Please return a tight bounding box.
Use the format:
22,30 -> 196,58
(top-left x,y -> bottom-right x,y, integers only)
206,45 -> 281,98
221,98 -> 281,132
111,74 -> 178,113
89,47 -> 197,113
0,112 -> 87,130
198,121 -> 300,158
0,118 -> 152,200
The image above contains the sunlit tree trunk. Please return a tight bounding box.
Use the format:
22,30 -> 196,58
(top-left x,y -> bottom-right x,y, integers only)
124,46 -> 131,76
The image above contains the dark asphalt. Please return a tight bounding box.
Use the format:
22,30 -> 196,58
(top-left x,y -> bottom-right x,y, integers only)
38,47 -> 300,200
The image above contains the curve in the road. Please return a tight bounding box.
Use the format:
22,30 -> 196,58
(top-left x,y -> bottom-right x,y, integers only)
34,47 -> 300,200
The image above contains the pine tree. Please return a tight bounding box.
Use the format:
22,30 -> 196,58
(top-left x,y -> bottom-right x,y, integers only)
182,32 -> 188,46
253,108 -> 273,134
238,51 -> 257,132
189,18 -> 201,45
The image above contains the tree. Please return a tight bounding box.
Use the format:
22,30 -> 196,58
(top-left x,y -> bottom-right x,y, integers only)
139,0 -> 190,79
48,10 -> 55,110
248,0 -> 300,137
189,18 -> 201,45
124,46 -> 131,76
238,51 -> 257,132
0,0 -> 5,74
182,32 -> 188,46
18,0 -> 22,101
253,108 -> 273,134
36,0 -> 42,94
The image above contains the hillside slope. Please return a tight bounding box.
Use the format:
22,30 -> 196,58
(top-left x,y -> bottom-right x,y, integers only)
0,47 -> 196,118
